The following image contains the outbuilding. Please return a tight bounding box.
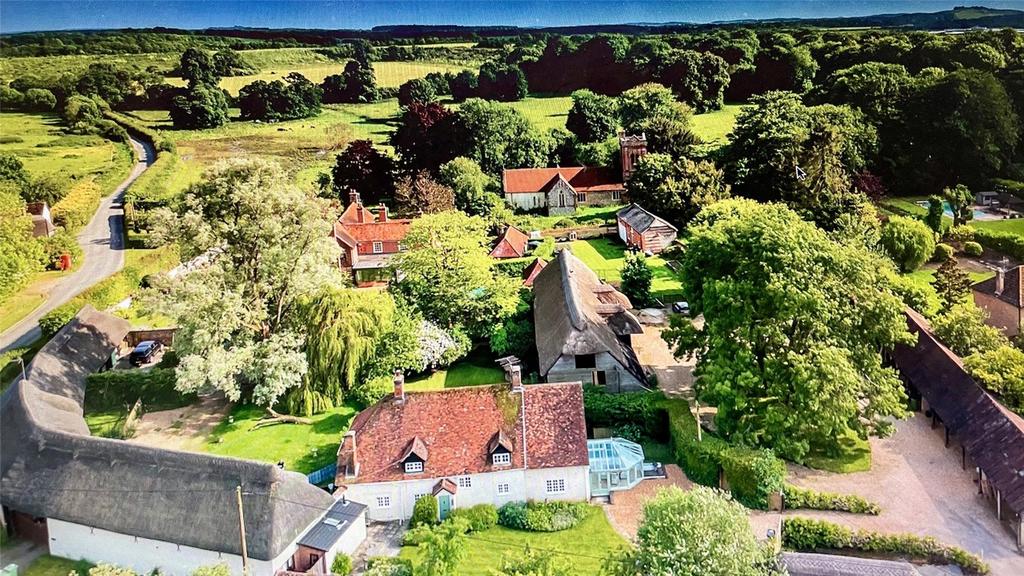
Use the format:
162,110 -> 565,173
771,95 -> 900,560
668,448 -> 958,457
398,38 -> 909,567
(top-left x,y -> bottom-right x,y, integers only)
616,204 -> 677,254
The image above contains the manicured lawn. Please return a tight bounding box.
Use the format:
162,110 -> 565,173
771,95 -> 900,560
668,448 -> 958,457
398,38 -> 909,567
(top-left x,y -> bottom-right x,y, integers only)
515,204 -> 621,232
970,218 -> 1024,235
406,349 -> 506,392
569,237 -> 685,302
201,402 -> 358,474
804,429 -> 872,474
399,507 -> 627,575
21,555 -> 92,576
691,103 -> 743,148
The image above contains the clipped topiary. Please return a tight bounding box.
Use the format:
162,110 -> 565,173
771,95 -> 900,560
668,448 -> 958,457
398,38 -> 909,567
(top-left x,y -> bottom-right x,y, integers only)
932,243 -> 955,262
963,241 -> 983,257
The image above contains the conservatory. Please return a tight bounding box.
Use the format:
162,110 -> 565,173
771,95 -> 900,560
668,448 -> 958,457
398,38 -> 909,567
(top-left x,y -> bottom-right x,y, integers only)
587,437 -> 646,497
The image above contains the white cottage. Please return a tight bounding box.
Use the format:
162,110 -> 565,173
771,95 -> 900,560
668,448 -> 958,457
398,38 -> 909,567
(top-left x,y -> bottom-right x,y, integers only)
336,371 -> 591,521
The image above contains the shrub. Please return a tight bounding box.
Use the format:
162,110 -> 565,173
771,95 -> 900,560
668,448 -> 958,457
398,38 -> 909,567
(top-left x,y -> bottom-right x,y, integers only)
584,387 -> 668,440
39,302 -> 80,336
612,422 -> 644,442
880,215 -> 936,272
720,447 -> 786,509
932,243 -> 954,262
84,368 -> 194,412
41,228 -> 83,269
974,228 -> 1024,260
51,180 -> 102,231
364,557 -> 412,576
497,501 -> 591,532
553,218 -> 575,229
782,485 -> 880,514
410,494 -> 438,528
331,553 -> 352,575
947,225 -> 975,243
449,503 -> 498,532
963,241 -> 983,257
782,517 -> 988,575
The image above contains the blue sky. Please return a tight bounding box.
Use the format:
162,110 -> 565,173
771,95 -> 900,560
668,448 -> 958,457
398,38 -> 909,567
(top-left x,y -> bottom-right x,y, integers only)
2,1 -> 1023,34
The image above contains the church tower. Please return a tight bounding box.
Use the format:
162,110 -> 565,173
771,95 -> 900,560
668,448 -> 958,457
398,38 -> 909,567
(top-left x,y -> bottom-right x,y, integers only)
619,132 -> 648,182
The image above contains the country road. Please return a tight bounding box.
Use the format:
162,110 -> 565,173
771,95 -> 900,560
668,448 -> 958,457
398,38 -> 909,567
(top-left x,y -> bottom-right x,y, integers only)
0,133 -> 156,354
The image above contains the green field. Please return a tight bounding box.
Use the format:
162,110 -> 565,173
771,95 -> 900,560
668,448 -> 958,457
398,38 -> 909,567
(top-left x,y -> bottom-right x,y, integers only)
0,112 -> 132,183
201,402 -> 357,474
569,237 -> 686,302
502,95 -> 573,133
692,103 -> 743,147
399,506 -> 627,575
0,52 -> 179,83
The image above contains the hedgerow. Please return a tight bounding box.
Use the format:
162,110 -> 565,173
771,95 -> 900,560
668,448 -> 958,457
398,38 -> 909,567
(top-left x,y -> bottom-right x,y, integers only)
584,386 -> 668,440
974,228 -> 1024,260
51,180 -> 101,231
782,484 -> 880,515
782,517 -> 988,574
448,503 -> 498,532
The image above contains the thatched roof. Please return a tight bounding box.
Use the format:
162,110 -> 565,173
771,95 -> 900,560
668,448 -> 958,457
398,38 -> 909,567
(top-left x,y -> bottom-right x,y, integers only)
533,249 -> 644,379
1,306 -> 335,560
892,309 -> 1024,516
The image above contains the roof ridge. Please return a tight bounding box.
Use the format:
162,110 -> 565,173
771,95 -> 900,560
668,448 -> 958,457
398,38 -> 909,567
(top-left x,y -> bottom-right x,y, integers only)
559,250 -> 586,331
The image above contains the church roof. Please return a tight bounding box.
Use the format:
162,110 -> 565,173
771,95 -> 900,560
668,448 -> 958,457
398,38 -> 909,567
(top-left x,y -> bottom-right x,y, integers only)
502,167 -> 623,194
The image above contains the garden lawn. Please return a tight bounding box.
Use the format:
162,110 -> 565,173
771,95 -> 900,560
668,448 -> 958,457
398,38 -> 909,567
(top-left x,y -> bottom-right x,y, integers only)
569,237 -> 685,301
201,402 -> 358,474
0,269 -> 65,333
399,507 -> 627,575
405,349 -> 506,392
21,555 -> 92,576
803,429 -> 872,474
691,103 -> 742,148
970,218 -> 1024,235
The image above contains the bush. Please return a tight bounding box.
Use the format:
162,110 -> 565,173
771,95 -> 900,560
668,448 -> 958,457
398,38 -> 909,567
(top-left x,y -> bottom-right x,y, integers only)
364,557 -> 412,576
584,387 -> 668,440
39,302 -> 80,336
720,447 -> 786,509
782,517 -> 988,575
782,485 -> 880,514
963,241 -> 983,257
612,422 -> 644,442
932,242 -> 955,262
947,224 -> 975,243
84,368 -> 194,412
880,215 -> 936,272
51,180 -> 102,231
331,553 -> 352,575
41,228 -> 83,269
974,228 -> 1024,260
449,503 -> 497,532
497,501 -> 591,532
410,494 -> 438,528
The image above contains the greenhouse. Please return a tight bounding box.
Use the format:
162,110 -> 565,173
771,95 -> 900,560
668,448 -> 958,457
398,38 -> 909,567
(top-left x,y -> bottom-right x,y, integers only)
587,437 -> 646,497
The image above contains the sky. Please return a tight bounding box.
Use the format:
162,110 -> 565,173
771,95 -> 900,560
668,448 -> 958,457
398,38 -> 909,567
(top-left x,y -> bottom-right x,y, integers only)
2,1 -> 1023,34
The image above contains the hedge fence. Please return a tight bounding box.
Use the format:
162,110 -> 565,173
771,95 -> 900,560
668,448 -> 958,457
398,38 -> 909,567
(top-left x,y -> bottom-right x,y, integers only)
51,180 -> 101,232
782,484 -> 880,515
973,228 -> 1024,261
782,517 -> 988,575
84,368 -> 194,413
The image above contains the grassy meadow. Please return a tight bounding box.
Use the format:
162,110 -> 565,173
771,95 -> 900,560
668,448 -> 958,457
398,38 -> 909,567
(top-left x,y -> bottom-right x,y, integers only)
692,103 -> 743,147
0,112 -> 132,183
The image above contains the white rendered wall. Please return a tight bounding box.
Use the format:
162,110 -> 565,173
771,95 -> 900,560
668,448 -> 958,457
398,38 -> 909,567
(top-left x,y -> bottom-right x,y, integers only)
505,193 -> 546,211
323,511 -> 367,570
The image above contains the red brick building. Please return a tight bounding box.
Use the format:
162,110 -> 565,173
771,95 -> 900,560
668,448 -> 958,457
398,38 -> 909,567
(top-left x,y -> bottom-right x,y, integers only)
331,194 -> 411,287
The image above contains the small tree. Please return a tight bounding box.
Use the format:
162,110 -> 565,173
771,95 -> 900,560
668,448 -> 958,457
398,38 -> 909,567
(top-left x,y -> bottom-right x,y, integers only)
931,304 -> 1008,357
880,215 -> 936,272
437,157 -> 495,216
934,257 -> 971,309
331,554 -> 354,576
409,517 -> 470,576
620,251 -> 653,308
944,184 -> 974,227
410,494 -> 438,528
925,195 -> 945,233
393,171 -> 455,216
398,78 -> 437,108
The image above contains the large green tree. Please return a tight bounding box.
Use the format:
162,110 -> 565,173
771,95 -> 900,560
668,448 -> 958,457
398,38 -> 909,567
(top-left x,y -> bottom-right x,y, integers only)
662,199 -> 911,461
147,159 -> 342,407
391,211 -> 519,338
608,486 -> 773,576
456,99 -> 552,176
0,185 -> 43,301
437,157 -> 496,216
879,215 -> 936,273
566,89 -> 619,143
626,153 -> 730,226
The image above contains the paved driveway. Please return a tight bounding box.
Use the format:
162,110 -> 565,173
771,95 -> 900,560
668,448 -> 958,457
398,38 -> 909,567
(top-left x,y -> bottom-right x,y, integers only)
631,322 -> 696,398
0,134 -> 155,354
782,413 -> 1024,575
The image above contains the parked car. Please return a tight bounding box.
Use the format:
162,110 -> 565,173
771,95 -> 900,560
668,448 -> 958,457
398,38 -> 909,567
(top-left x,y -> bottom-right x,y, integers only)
130,340 -> 163,366
672,301 -> 690,315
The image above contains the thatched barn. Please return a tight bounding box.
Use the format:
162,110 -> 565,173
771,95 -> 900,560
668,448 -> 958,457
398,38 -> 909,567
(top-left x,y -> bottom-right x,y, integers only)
1,307 -> 365,575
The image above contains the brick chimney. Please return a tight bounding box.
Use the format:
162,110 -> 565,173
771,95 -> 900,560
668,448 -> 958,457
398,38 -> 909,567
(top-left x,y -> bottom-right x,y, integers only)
378,204 -> 388,222
996,268 -> 1005,295
348,190 -> 361,207
508,364 -> 522,391
393,370 -> 405,402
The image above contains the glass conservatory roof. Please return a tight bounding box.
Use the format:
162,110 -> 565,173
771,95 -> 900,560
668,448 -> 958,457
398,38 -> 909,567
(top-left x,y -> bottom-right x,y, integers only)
587,438 -> 645,473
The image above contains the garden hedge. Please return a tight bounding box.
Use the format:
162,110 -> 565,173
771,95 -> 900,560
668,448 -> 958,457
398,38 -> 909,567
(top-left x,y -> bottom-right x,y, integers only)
449,503 -> 498,532
782,485 -> 880,515
497,501 -> 591,532
84,368 -> 194,412
782,517 -> 988,575
974,228 -> 1024,260
584,386 -> 668,440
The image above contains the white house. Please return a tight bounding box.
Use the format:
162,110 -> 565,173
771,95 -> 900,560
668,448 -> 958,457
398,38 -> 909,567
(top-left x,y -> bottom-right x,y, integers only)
0,307 -> 366,576
336,370 -> 591,522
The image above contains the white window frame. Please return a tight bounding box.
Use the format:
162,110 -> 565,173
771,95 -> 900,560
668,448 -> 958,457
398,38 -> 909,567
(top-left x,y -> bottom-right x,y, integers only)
375,495 -> 391,508
404,461 -> 423,474
492,452 -> 511,466
372,241 -> 384,254
545,478 -> 566,495
458,476 -> 472,488
413,493 -> 427,502
497,483 -> 510,495
613,189 -> 621,200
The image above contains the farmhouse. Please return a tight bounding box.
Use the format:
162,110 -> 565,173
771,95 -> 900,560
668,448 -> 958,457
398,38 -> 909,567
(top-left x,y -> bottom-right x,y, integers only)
331,192 -> 411,287
0,307 -> 366,576
615,204 -> 678,254
533,248 -> 647,392
502,133 -> 646,215
972,265 -> 1023,338
489,225 -> 530,259
335,369 -> 590,522
892,309 -> 1024,550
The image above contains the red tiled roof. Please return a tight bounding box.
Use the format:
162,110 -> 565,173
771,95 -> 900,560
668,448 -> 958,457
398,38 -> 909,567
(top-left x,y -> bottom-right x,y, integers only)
433,478 -> 457,495
340,382 -> 588,485
339,202 -> 377,224
503,167 -> 624,194
489,225 -> 530,259
522,258 -> 547,287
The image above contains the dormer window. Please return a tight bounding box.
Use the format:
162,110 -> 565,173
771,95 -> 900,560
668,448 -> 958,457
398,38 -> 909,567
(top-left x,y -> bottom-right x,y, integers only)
487,430 -> 514,468
492,452 -> 511,466
405,461 -> 424,474
401,436 -> 429,474
372,241 -> 383,254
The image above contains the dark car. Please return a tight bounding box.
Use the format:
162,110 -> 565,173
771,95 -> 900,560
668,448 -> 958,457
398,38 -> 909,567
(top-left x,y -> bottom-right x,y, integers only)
130,340 -> 162,366
672,301 -> 690,315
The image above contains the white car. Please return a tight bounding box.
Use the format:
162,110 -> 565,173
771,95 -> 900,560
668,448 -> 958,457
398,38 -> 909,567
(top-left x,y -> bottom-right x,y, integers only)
672,301 -> 690,315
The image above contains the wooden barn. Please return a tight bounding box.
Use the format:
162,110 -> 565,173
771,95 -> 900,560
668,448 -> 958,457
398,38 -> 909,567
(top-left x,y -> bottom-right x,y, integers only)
616,204 -> 677,254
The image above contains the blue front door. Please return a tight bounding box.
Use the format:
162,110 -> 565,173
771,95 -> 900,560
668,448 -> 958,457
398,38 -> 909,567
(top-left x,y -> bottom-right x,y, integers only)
437,493 -> 452,520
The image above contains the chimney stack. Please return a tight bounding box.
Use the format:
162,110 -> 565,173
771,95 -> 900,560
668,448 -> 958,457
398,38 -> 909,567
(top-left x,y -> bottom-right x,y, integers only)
509,364 -> 522,390
378,203 -> 388,222
348,190 -> 361,207
996,268 -> 1006,295
393,370 -> 405,402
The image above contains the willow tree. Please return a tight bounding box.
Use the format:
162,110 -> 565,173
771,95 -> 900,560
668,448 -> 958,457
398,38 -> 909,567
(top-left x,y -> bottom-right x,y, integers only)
292,287 -> 396,415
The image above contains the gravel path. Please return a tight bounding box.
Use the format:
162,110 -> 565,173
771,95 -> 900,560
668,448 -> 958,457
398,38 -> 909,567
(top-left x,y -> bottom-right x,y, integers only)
0,134 -> 155,354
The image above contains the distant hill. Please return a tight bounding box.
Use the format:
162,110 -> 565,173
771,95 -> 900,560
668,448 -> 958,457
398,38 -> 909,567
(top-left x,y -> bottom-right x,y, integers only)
737,5 -> 1024,30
